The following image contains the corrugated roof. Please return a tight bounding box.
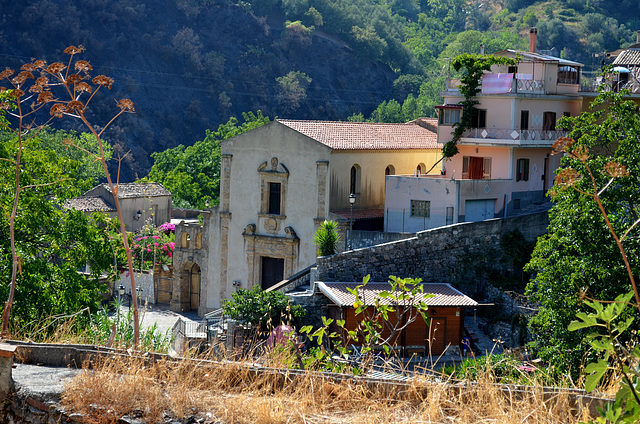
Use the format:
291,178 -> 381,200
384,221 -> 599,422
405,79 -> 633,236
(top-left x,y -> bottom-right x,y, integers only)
318,282 -> 478,307
96,183 -> 171,198
63,196 -> 115,212
613,49 -> 640,66
494,49 -> 583,67
277,120 -> 439,150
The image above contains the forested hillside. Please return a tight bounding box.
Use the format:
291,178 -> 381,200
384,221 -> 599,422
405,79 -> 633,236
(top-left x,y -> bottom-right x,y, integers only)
0,0 -> 637,180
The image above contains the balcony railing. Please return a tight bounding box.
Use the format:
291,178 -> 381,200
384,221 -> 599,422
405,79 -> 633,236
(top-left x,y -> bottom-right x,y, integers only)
462,128 -> 569,143
445,76 -> 545,94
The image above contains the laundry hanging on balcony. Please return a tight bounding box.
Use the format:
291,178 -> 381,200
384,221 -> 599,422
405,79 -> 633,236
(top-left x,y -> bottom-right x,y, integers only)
481,73 -> 514,94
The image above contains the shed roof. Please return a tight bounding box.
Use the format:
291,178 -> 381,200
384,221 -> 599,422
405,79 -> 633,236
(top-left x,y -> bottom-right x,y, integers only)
63,196 -> 115,212
613,49 -> 640,67
494,49 -> 583,67
277,120 -> 439,151
318,282 -> 478,308
92,183 -> 171,198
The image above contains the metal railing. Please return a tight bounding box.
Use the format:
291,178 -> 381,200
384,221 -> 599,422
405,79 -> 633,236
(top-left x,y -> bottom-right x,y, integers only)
462,128 -> 568,142
172,317 -> 208,352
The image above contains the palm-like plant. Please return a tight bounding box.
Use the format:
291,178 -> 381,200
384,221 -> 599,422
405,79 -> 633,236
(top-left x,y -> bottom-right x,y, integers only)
314,220 -> 340,257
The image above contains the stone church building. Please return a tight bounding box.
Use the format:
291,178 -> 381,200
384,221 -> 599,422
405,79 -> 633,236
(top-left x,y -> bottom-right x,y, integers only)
170,119 -> 441,314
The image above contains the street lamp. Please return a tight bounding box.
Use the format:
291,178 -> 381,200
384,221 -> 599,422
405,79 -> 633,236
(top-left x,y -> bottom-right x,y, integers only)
117,285 -> 125,328
348,193 -> 356,250
135,287 -> 143,308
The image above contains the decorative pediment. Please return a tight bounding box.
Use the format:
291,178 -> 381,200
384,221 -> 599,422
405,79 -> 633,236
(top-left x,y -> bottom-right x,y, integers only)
258,157 -> 289,176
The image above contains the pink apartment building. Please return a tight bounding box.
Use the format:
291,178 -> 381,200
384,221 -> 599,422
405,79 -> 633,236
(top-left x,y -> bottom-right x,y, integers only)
385,29 -> 582,232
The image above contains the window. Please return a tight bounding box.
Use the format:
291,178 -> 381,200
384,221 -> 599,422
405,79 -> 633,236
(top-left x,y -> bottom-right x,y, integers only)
543,112 -> 556,131
411,200 -> 430,218
557,66 -> 579,84
563,111 -> 571,118
268,182 -> 281,214
350,165 -> 361,195
385,165 -> 395,176
508,66 -> 518,74
416,163 -> 426,175
439,108 -> 461,125
516,158 -> 530,182
520,110 -> 529,130
462,156 -> 491,179
258,157 -> 288,219
446,207 -> 454,225
470,109 -> 487,129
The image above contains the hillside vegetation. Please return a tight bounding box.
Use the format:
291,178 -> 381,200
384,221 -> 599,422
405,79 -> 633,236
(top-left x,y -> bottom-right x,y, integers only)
0,0 -> 637,180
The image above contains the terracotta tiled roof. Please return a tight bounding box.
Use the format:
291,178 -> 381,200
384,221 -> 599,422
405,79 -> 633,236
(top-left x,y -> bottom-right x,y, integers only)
613,49 -> 640,66
95,183 -> 171,198
330,209 -> 385,220
63,196 -> 115,212
318,282 -> 478,307
277,120 -> 438,150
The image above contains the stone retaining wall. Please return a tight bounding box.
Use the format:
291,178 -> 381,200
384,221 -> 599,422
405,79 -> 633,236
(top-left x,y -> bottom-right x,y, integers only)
317,212 -> 549,296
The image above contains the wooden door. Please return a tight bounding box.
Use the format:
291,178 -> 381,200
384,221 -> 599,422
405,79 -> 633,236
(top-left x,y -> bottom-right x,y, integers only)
427,317 -> 447,355
189,264 -> 200,311
261,257 -> 284,290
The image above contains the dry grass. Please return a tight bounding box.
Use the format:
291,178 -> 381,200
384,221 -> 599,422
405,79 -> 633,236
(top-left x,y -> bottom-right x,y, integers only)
62,350 -> 600,424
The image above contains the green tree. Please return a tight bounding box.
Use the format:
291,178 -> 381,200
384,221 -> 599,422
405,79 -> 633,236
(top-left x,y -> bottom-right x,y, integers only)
0,132 -> 115,329
222,285 -> 306,331
0,129 -> 113,186
525,87 -> 640,374
276,71 -> 312,113
144,111 -> 270,209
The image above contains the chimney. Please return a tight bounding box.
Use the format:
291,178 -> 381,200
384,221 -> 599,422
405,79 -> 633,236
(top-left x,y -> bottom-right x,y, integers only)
529,27 -> 538,53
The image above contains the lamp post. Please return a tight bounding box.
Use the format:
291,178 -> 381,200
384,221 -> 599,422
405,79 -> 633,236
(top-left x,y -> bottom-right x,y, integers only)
135,287 -> 143,308
348,193 -> 356,250
117,284 -> 125,329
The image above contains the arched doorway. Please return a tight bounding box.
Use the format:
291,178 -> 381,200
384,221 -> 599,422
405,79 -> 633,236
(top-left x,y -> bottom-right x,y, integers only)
179,262 -> 201,312
188,263 -> 200,311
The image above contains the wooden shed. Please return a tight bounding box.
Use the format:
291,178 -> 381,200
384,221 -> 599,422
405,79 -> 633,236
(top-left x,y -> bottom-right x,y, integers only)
317,281 -> 478,356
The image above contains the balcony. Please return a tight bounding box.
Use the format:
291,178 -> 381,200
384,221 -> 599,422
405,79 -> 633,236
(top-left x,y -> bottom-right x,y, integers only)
461,128 -> 569,146
445,76 -> 545,94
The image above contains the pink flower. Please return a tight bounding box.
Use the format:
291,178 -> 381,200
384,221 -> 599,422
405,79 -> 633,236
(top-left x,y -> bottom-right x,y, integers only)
169,242 -> 175,250
168,252 -> 172,258
154,242 -> 159,247
153,235 -> 160,239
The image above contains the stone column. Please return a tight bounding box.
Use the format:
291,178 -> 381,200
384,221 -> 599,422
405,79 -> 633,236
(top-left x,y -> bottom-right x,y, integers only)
0,343 -> 17,398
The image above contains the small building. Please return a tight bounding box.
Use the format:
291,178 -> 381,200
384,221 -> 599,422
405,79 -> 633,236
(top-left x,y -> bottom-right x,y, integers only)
317,281 -> 478,356
63,182 -> 172,232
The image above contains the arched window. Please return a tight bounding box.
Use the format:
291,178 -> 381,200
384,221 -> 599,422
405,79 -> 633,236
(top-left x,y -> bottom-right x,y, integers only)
416,163 -> 426,175
181,232 -> 190,249
350,164 -> 361,195
195,233 -> 203,249
385,165 -> 395,176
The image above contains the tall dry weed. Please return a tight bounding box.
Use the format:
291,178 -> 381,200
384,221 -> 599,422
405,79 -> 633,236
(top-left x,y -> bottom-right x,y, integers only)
62,351 -> 600,424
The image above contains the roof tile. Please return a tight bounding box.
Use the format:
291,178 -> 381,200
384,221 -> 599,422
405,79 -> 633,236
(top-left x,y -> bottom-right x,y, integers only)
63,196 -> 116,212
278,120 -> 438,150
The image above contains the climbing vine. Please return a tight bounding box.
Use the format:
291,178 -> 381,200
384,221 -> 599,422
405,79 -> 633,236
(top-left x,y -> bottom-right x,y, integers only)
427,54 -> 516,173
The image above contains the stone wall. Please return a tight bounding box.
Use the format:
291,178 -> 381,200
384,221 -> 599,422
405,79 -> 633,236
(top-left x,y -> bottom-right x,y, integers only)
350,230 -> 415,250
317,212 -> 549,297
114,270 -> 155,305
